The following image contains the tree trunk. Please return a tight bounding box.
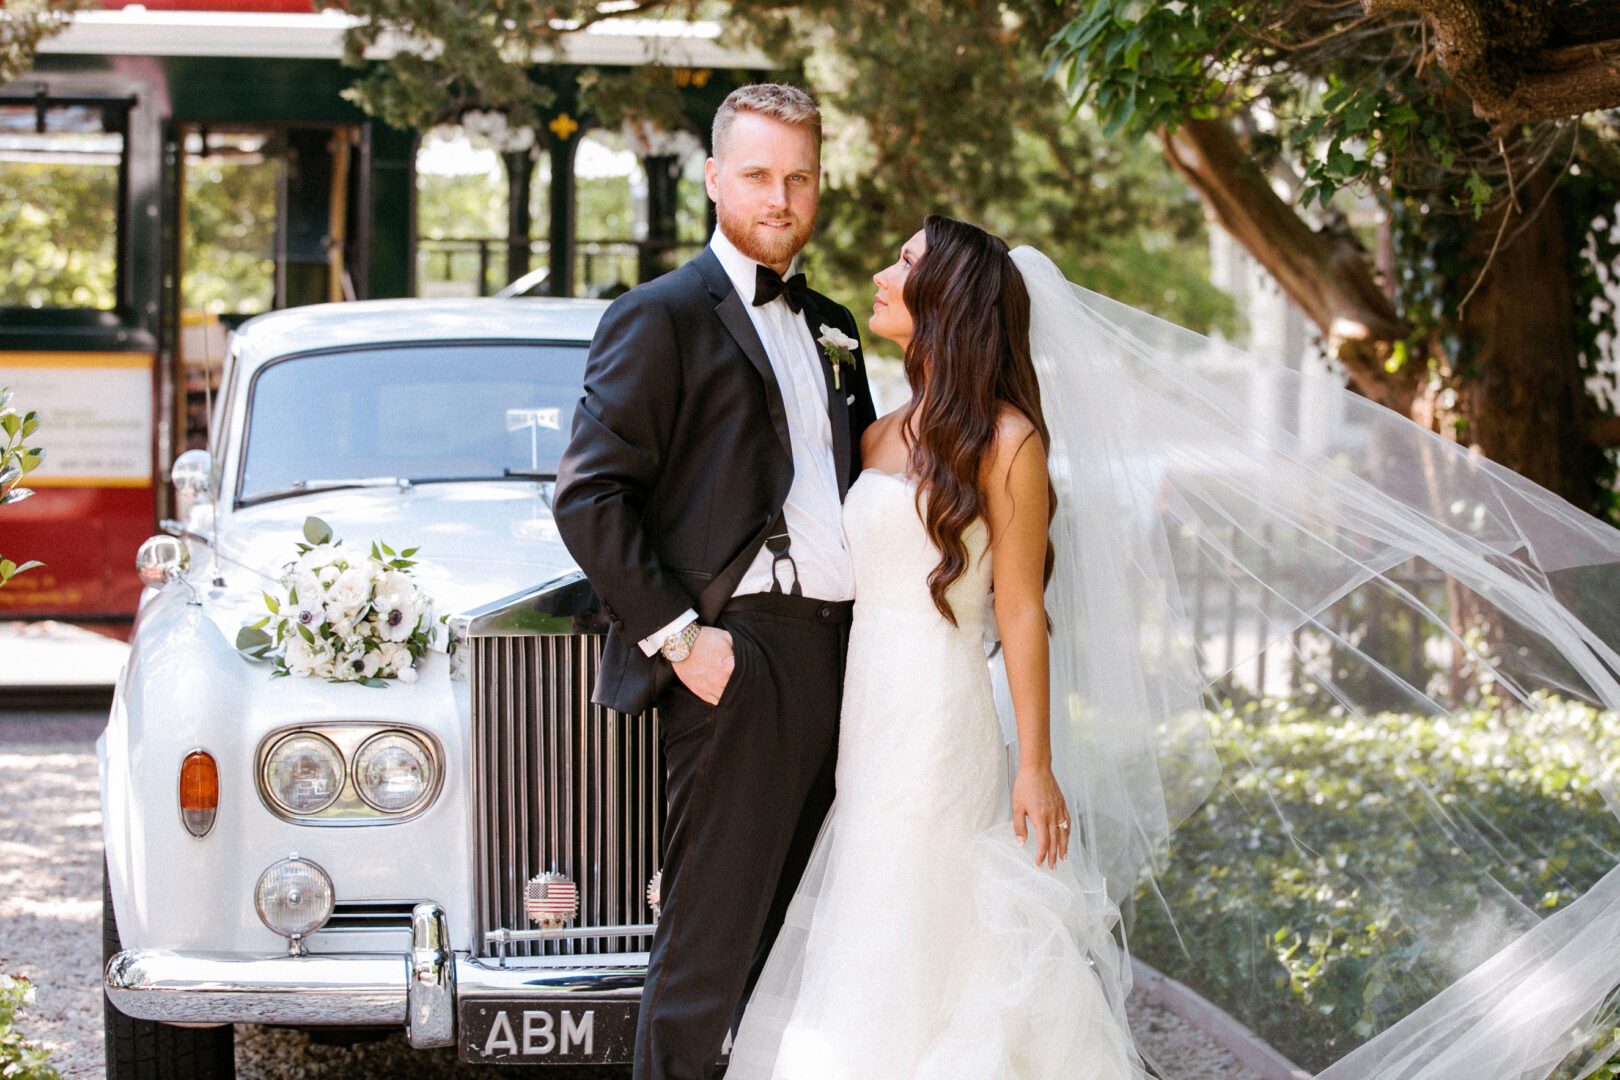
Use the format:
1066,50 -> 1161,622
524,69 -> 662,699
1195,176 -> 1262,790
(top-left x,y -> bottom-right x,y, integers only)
1165,117 -> 1601,508
1438,181 -> 1601,506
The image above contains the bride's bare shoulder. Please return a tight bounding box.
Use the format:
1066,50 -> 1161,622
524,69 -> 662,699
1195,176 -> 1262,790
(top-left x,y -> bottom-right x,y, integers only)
861,408 -> 907,458
986,406 -> 1041,479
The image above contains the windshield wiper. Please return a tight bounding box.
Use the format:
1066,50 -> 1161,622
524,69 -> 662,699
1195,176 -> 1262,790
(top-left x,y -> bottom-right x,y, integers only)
503,468 -> 558,481
241,476 -> 412,507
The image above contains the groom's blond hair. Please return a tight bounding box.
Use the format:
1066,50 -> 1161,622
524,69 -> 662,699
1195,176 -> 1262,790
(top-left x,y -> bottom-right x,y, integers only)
711,83 -> 821,160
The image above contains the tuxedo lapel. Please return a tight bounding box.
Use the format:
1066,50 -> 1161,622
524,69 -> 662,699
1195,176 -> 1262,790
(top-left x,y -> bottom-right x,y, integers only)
804,298 -> 855,500
696,249 -> 794,464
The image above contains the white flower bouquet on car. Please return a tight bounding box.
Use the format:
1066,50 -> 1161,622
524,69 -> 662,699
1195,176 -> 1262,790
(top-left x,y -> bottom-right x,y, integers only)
237,516 -> 436,686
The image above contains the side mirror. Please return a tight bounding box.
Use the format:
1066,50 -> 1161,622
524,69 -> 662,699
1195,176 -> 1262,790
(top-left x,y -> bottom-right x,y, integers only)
136,534 -> 191,589
171,449 -> 212,520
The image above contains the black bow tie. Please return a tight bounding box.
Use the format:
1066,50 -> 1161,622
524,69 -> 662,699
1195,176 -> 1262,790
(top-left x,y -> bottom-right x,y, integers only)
753,265 -> 810,314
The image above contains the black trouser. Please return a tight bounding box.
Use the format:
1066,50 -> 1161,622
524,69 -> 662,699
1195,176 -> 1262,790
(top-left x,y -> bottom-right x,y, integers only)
633,593 -> 850,1080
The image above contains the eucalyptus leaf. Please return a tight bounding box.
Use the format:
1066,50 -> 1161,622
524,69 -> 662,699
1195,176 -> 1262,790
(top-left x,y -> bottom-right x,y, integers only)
360,677 -> 390,689
235,626 -> 274,660
303,516 -> 333,546
263,591 -> 280,614
0,487 -> 30,505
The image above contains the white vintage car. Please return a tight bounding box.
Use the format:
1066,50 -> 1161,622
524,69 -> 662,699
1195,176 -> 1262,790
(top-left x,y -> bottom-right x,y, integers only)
100,297 -> 676,1075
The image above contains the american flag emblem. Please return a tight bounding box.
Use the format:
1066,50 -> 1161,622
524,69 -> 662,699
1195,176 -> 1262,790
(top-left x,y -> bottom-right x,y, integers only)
525,872 -> 579,929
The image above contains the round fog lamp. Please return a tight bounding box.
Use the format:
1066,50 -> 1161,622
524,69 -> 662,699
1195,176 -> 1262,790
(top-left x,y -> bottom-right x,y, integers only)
263,732 -> 343,815
353,731 -> 434,813
255,855 -> 334,944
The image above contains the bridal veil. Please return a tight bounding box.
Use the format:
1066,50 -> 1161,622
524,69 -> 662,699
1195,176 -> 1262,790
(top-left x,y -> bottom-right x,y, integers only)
1012,243 -> 1620,1080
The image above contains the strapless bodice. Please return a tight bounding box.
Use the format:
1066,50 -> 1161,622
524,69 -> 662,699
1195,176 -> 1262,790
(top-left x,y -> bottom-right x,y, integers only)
842,469 -> 991,632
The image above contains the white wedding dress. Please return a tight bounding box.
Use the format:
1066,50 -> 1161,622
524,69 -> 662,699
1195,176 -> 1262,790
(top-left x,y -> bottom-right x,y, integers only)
728,468 -> 1142,1080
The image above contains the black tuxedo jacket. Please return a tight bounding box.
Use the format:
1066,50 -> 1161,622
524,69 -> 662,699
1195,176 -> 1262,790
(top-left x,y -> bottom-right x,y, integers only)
553,247 -> 878,714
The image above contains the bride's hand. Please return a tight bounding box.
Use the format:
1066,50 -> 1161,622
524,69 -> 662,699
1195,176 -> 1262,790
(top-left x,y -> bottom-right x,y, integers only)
1012,764 -> 1069,868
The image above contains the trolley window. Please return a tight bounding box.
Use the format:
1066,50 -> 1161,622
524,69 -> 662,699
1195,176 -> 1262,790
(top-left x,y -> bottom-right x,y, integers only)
0,95 -> 130,311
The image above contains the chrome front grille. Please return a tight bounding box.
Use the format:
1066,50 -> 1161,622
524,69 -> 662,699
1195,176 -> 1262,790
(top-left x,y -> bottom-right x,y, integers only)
470,629 -> 662,957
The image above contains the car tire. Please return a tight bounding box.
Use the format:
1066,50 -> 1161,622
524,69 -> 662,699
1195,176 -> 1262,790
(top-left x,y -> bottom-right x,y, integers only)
103,862 -> 237,1080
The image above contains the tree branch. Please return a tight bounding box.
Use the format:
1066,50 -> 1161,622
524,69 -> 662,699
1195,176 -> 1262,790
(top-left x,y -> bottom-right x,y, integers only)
1361,0 -> 1620,123
1160,117 -> 1415,412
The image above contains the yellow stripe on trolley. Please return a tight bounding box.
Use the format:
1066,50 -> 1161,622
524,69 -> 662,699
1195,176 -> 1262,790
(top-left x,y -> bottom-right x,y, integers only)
0,352 -> 155,369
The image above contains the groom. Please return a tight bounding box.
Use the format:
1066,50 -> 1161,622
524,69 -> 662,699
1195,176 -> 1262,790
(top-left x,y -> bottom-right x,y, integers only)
553,83 -> 877,1079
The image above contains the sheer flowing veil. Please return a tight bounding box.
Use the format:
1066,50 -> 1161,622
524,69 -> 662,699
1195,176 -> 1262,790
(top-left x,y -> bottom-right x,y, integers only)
1010,244 -> 1620,1079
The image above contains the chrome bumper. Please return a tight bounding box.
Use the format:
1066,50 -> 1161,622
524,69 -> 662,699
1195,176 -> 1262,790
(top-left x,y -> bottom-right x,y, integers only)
104,903 -> 647,1047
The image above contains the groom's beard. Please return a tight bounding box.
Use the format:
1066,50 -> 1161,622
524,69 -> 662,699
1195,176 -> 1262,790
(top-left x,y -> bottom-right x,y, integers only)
717,203 -> 815,269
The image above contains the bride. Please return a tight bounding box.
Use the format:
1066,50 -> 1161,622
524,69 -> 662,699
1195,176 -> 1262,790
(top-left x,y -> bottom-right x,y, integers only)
729,215 -> 1143,1078
733,211 -> 1620,1080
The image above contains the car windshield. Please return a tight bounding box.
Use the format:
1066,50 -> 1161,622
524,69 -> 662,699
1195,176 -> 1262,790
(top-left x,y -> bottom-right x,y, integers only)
238,341 -> 586,503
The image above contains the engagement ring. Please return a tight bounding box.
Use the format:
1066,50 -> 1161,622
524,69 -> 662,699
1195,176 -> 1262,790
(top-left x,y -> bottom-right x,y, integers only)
1058,821 -> 1070,830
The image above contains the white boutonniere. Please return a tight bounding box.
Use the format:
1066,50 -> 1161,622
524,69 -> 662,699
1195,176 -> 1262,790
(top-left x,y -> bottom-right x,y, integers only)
817,324 -> 859,391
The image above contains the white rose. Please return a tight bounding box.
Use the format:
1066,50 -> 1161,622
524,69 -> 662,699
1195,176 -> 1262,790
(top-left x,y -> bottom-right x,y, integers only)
284,636 -> 316,678
817,323 -> 859,351
397,663 -> 419,684
378,569 -> 414,595
318,564 -> 340,586
297,543 -> 341,571
313,656 -> 336,679
330,617 -> 355,640
291,570 -> 324,606
330,566 -> 374,609
377,641 -> 412,674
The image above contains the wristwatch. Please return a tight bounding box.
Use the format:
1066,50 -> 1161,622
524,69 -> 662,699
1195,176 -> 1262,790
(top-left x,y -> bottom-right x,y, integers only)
660,622 -> 702,663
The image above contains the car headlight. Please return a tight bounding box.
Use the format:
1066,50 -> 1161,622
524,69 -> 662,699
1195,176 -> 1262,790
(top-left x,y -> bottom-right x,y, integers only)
255,854 -> 334,952
353,731 -> 435,813
263,732 -> 344,815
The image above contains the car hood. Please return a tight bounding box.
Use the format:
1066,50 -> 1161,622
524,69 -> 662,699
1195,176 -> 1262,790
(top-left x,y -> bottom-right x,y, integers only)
204,482 -> 580,631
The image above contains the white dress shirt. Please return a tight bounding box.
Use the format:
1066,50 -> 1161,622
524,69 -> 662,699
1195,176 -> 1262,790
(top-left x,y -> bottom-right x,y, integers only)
639,229 -> 855,655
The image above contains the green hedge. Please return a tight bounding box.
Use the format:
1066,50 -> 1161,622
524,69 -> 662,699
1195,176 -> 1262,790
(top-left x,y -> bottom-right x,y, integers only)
1130,698 -> 1620,1075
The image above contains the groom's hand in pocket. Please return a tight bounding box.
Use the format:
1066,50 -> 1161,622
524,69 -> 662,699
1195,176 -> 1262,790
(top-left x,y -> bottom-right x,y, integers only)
673,627 -> 734,705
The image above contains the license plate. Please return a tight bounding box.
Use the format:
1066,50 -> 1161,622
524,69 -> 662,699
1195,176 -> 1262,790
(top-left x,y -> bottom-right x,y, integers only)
459,998 -> 637,1063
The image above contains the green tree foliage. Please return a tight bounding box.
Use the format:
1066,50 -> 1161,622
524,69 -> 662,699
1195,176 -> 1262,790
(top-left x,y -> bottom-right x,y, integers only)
336,0 -> 570,132
1047,0 -> 1620,234
730,1 -> 1236,338
0,972 -> 59,1080
1046,0 -> 1620,510
333,0 -> 1233,334
0,0 -> 95,88
0,386 -> 44,589
0,158 -> 119,309
184,152 -> 278,315
1134,698 -> 1620,1073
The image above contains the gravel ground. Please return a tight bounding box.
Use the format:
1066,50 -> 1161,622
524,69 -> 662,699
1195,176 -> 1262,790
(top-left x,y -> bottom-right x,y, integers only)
1,707 -> 1266,1080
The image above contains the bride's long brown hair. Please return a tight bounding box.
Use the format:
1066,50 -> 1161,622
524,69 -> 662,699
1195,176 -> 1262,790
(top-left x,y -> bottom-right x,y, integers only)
903,215 -> 1056,625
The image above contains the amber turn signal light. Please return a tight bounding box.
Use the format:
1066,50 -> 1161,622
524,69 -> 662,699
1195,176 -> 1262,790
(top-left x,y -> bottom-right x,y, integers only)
180,750 -> 219,837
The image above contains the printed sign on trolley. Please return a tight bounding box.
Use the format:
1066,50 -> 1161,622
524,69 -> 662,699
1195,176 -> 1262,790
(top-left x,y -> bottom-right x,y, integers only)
0,352 -> 157,619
